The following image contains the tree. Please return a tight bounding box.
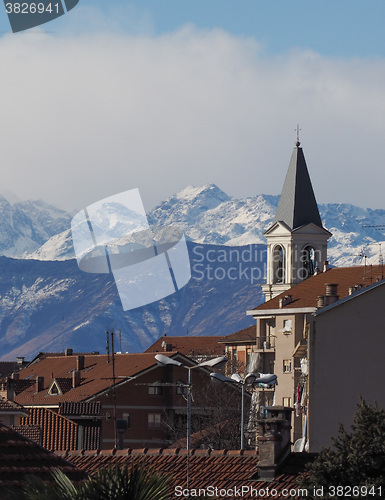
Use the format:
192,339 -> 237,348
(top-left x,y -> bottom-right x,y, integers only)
298,399 -> 385,499
4,463 -> 173,500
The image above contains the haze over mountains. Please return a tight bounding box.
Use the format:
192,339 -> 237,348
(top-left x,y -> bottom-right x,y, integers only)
0,184 -> 384,360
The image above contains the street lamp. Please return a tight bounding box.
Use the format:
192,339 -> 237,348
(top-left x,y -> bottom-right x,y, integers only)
155,353 -> 227,488
210,372 -> 278,450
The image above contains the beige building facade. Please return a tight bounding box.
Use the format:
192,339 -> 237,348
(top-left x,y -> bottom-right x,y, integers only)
307,279 -> 385,452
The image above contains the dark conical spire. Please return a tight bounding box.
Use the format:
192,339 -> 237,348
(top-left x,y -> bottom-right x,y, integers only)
273,144 -> 323,230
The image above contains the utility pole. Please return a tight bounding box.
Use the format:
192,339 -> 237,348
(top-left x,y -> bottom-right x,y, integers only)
106,330 -> 118,449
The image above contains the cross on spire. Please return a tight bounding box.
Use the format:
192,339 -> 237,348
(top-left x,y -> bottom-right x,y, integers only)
295,124 -> 301,147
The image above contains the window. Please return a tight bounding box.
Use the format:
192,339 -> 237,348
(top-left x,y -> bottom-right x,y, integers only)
148,382 -> 163,395
301,246 -> 316,279
283,359 -> 292,373
273,245 -> 285,284
283,397 -> 292,407
176,381 -> 188,396
148,413 -> 162,429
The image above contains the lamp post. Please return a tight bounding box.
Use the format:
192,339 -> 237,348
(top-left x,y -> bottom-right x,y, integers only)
155,354 -> 227,488
210,372 -> 278,450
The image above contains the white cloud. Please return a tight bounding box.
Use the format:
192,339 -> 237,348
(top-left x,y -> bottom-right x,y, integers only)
0,26 -> 385,211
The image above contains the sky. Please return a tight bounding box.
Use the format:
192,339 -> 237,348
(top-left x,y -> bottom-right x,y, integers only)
1,1 -> 385,212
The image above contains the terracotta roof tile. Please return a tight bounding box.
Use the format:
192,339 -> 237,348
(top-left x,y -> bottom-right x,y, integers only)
0,424 -> 87,489
60,448 -> 315,499
145,335 -> 224,357
20,407 -> 79,451
14,352 -> 175,406
219,325 -> 257,343
0,397 -> 28,414
12,424 -> 41,443
254,265 -> 385,312
59,401 -> 101,416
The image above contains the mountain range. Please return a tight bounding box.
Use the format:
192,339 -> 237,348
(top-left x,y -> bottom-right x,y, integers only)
0,184 -> 384,361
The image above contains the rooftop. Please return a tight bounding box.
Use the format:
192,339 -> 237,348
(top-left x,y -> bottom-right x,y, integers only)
12,352 -> 177,406
145,335 -> 224,357
58,448 -> 316,499
219,325 -> 256,344
252,265 -> 385,313
0,424 -> 87,490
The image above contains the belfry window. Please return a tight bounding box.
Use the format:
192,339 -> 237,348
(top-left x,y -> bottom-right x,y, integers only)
273,245 -> 285,284
302,246 -> 316,278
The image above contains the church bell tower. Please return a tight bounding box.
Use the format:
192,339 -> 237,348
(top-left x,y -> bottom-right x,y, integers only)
262,140 -> 331,301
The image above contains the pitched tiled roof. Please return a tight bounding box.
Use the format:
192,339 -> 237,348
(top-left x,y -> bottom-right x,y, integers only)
253,265 -> 385,312
12,424 -> 41,444
58,448 -> 316,499
14,352 -> 176,406
59,401 -> 101,417
0,424 -> 87,489
0,397 -> 28,415
20,407 -> 78,451
145,336 -> 224,357
53,377 -> 74,394
12,379 -> 35,395
0,361 -> 28,378
219,325 -> 257,344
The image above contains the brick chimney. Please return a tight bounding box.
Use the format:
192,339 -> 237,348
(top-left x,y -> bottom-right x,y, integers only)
35,376 -> 44,393
0,379 -> 15,401
72,370 -> 81,388
76,355 -> 85,371
256,406 -> 293,481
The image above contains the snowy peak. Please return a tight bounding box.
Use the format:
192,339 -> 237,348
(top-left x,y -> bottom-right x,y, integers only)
175,184 -> 231,205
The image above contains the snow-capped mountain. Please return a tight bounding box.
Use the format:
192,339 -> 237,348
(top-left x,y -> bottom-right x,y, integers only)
0,193 -> 73,259
1,184 -> 385,360
0,243 -> 265,360
21,184 -> 385,268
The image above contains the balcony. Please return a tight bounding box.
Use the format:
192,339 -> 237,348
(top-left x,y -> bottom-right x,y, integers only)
254,337 -> 276,352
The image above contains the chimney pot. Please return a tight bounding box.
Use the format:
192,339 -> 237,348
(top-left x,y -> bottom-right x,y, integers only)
325,283 -> 338,296
256,406 -> 293,480
65,348 -> 73,356
36,376 -> 44,393
76,355 -> 85,371
72,370 -> 81,388
16,356 -> 25,365
323,260 -> 329,272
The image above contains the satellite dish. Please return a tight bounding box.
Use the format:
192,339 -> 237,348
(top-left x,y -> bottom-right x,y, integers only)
293,438 -> 306,453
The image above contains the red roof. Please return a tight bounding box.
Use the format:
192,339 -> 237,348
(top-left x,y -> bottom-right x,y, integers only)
145,335 -> 224,357
0,424 -> 87,489
13,352 -> 175,406
0,397 -> 28,415
219,325 -> 257,344
20,407 -> 79,451
254,265 -> 385,312
58,448 -> 316,499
